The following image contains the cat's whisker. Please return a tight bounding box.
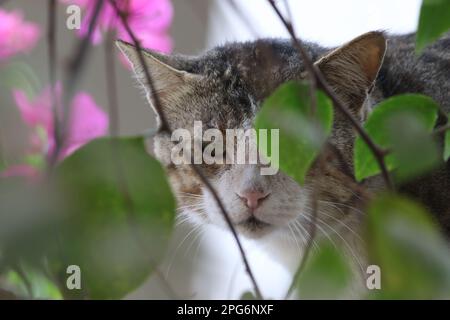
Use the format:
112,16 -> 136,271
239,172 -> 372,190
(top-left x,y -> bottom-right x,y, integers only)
292,220 -> 318,251
177,192 -> 204,199
318,200 -> 366,217
165,224 -> 203,278
287,224 -> 302,257
315,204 -> 364,243
175,215 -> 193,227
184,227 -> 204,259
290,220 -> 307,248
301,212 -> 339,250
302,211 -> 365,273
193,229 -> 206,263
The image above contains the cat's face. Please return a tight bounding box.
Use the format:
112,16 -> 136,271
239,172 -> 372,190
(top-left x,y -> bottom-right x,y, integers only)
118,32 -> 386,242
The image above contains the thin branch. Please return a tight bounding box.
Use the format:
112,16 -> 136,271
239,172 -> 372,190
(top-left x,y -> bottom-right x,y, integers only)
109,1 -> 170,133
267,0 -> 394,190
104,32 -> 120,137
433,122 -> 450,136
109,0 -> 263,299
48,0 -> 104,169
47,0 -> 60,172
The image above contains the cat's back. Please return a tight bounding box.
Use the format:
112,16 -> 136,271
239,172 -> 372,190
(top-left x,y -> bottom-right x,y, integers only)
376,32 -> 450,235
377,32 -> 450,113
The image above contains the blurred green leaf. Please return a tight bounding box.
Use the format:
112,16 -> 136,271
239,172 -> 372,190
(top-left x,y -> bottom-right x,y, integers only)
444,123 -> 450,161
354,94 -> 439,182
255,81 -> 333,184
240,291 -> 256,300
6,266 -> 62,300
367,194 -> 450,299
53,137 -> 176,299
388,113 -> 440,181
416,0 -> 450,52
296,242 -> 353,299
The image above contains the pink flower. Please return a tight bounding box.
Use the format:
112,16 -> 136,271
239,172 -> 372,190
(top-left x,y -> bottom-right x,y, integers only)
12,83 -> 109,161
1,164 -> 40,180
60,0 -> 173,62
0,9 -> 40,61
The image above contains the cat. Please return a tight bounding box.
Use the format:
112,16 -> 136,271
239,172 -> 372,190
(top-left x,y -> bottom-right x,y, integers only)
117,31 -> 450,297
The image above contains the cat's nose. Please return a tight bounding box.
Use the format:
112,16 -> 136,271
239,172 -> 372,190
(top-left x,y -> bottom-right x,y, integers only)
236,190 -> 270,210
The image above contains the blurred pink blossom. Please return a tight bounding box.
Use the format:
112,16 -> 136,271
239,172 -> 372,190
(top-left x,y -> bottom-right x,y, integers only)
60,0 -> 173,65
1,164 -> 40,179
0,9 -> 40,61
12,83 -> 109,161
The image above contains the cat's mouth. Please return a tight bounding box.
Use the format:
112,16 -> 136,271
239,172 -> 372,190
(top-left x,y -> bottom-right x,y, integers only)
236,216 -> 273,236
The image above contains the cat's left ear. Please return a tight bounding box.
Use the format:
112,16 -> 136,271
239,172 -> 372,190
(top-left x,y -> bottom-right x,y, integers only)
116,40 -> 201,116
314,31 -> 387,112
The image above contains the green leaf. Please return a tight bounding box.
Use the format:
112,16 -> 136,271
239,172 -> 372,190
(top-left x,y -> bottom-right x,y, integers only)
240,291 -> 256,300
444,123 -> 450,161
6,267 -> 62,300
416,0 -> 450,52
296,242 -> 353,299
255,81 -> 333,184
53,137 -> 176,299
367,194 -> 450,299
354,94 -> 440,182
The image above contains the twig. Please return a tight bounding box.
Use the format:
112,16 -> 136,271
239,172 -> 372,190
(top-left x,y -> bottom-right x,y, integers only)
433,122 -> 450,136
48,0 -> 104,169
47,0 -> 60,173
267,0 -> 394,190
109,1 -> 170,133
104,32 -> 120,137
109,0 -> 263,299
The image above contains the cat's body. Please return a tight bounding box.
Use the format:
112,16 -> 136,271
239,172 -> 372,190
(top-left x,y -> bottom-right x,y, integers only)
374,34 -> 450,235
118,31 -> 450,297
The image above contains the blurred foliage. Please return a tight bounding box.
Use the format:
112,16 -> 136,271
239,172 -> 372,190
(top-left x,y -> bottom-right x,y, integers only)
51,137 -> 176,299
6,267 -> 62,300
240,291 -> 257,300
354,94 -> 440,182
255,81 -> 333,185
416,0 -> 450,52
295,242 -> 353,299
366,194 -> 450,299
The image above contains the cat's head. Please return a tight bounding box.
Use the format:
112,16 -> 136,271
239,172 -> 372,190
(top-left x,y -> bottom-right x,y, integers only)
117,31 -> 386,242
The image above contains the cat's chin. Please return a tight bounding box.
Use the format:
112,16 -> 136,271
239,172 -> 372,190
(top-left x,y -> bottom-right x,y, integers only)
235,217 -> 275,239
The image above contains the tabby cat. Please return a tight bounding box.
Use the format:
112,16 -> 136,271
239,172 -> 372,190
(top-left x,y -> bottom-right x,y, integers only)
117,31 -> 450,295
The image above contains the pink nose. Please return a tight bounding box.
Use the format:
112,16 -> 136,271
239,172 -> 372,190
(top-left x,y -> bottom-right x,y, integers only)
237,190 -> 270,210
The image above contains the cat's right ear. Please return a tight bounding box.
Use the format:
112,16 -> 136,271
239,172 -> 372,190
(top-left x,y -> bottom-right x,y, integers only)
116,40 -> 201,113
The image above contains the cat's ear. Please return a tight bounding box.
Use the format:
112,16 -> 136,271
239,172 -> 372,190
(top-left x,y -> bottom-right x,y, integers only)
314,31 -> 387,112
116,40 -> 201,112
